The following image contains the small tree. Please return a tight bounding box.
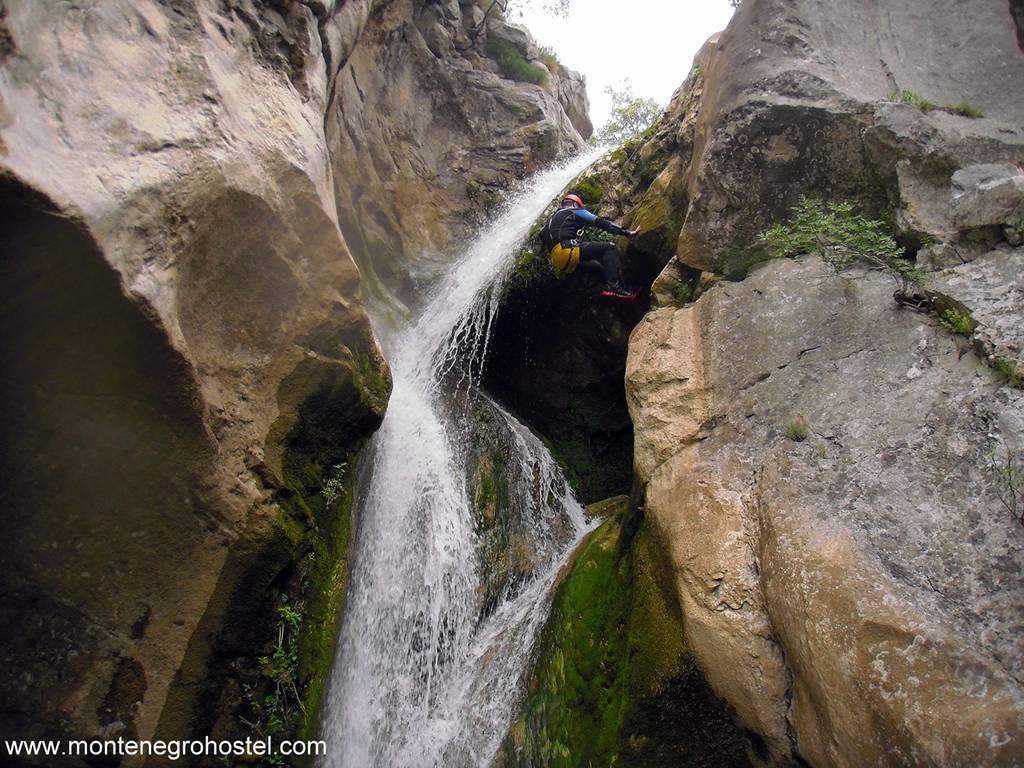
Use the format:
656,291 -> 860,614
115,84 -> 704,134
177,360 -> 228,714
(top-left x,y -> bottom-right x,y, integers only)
760,197 -> 923,296
598,83 -> 662,145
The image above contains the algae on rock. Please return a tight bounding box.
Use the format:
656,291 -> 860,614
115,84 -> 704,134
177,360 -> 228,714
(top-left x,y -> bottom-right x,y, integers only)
499,498 -> 751,768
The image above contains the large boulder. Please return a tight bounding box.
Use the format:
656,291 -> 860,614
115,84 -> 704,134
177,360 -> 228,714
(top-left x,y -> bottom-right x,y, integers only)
628,255 -> 1024,766
639,0 -> 1024,277
1,0 -> 388,751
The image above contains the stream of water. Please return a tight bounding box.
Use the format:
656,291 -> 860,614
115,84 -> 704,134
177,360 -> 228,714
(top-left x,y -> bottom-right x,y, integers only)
320,148 -> 606,768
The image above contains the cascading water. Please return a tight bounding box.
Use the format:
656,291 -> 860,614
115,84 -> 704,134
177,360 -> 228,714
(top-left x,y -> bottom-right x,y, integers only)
321,148 -> 606,768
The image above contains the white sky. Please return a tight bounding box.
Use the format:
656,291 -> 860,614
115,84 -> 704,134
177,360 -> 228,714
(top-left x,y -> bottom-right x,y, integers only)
509,0 -> 737,129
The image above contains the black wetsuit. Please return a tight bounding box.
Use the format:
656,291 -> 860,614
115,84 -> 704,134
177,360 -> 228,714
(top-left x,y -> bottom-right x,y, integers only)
539,205 -> 629,283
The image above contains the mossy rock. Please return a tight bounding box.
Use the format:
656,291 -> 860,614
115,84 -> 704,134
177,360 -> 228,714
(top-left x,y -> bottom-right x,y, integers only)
631,193 -> 680,264
498,503 -> 752,768
570,173 -> 605,207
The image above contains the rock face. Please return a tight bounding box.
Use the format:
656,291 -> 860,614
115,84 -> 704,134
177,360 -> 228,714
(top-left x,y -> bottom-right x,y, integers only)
0,0 -> 587,756
629,256 -> 1024,766
325,0 -> 590,301
573,0 -> 1024,765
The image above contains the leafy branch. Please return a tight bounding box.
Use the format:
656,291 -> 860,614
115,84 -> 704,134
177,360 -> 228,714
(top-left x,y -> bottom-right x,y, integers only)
760,197 -> 923,294
986,446 -> 1024,526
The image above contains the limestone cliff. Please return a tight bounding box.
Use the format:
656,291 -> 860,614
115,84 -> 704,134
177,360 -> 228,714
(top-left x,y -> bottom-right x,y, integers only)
324,0 -> 590,301
614,0 -> 1024,765
489,0 -> 1023,766
0,0 -> 586,758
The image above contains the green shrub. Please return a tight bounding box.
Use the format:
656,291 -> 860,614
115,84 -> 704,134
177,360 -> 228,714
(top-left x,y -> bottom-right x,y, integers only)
889,89 -> 937,112
784,418 -> 808,442
485,38 -> 548,85
943,101 -> 984,118
937,307 -> 976,336
761,197 -> 923,292
671,280 -> 695,306
243,603 -> 305,763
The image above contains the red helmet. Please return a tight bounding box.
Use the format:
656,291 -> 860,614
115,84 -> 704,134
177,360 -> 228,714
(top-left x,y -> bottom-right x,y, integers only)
562,193 -> 585,208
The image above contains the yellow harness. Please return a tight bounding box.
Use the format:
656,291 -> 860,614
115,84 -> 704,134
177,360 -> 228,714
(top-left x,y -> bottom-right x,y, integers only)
549,242 -> 581,274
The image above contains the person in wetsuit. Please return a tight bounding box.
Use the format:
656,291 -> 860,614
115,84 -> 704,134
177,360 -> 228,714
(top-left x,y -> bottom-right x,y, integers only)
539,193 -> 638,298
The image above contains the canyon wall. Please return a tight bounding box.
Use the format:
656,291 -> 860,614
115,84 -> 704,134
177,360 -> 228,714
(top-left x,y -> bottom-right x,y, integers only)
0,0 -> 586,758
495,0 -> 1024,765
619,1 -> 1024,765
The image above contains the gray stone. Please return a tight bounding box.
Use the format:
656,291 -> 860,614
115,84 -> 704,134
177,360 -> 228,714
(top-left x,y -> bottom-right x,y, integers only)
628,256 -> 1024,766
664,0 -> 1024,273
329,0 -> 587,300
951,162 -> 1024,229
485,17 -> 537,58
937,247 -> 1024,368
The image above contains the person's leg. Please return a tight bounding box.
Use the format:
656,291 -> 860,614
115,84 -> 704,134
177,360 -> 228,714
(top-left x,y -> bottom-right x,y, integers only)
577,241 -> 621,284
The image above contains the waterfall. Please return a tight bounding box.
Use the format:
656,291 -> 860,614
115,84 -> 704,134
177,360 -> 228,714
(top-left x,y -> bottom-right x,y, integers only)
321,148 -> 606,768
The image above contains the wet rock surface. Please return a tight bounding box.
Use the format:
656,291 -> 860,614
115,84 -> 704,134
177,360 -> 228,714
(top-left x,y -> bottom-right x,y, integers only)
325,0 -> 590,303
0,0 -> 585,756
498,498 -> 753,768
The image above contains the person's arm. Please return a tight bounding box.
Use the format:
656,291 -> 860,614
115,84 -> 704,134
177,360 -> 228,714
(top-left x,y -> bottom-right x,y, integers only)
575,208 -> 637,237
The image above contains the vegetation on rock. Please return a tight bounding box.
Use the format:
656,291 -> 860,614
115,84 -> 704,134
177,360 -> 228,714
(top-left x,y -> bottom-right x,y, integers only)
992,356 -> 1023,388
889,88 -> 938,112
887,90 -> 985,118
760,197 -> 923,292
598,83 -> 663,144
499,499 -> 752,767
486,38 -> 549,85
537,45 -> 562,74
784,418 -> 809,442
986,446 -> 1024,526
937,307 -> 977,336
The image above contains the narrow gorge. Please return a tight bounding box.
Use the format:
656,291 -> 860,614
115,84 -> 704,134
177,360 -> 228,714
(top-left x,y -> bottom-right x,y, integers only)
1,1 -> 1023,767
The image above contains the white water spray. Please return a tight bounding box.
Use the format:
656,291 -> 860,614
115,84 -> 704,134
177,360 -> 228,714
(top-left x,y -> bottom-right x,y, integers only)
321,148 -> 605,768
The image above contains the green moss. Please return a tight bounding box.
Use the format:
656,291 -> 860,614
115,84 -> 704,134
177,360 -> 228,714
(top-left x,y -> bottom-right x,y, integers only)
296,465 -> 355,740
571,174 -> 604,207
274,505 -> 305,547
485,38 -> 548,85
352,351 -> 390,416
631,193 -> 680,261
499,504 -> 752,767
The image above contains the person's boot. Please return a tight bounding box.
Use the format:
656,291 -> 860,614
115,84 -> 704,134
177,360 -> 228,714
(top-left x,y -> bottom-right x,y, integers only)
600,281 -> 639,300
